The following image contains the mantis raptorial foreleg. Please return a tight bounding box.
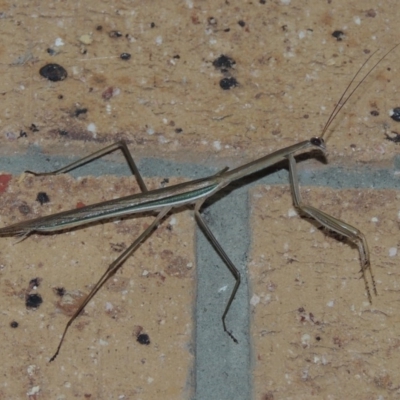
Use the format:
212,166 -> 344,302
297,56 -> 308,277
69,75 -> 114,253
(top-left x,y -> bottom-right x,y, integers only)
287,153 -> 376,302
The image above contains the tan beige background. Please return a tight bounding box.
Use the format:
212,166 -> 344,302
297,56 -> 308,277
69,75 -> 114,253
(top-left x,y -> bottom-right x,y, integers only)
0,0 -> 399,399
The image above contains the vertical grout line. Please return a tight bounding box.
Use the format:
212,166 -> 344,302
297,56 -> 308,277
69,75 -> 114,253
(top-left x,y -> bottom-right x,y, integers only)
195,187 -> 252,400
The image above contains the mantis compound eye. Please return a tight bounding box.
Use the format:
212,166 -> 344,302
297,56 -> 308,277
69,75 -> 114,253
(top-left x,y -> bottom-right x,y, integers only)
310,137 -> 326,150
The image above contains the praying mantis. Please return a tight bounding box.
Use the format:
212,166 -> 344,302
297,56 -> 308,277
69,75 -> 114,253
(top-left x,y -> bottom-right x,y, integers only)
1,45 -> 397,362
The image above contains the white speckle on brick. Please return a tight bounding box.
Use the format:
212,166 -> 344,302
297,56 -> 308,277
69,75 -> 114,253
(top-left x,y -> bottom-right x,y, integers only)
301,333 -> 310,346
87,123 -> 97,137
27,386 -> 40,396
158,135 -> 168,144
55,37 -> 64,46
283,243 -> 289,252
250,294 -> 260,306
213,141 -> 221,151
389,247 -> 397,257
27,365 -> 37,376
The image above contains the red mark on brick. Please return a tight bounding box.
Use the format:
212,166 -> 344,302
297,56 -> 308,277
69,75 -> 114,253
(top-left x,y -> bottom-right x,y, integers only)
0,174 -> 12,194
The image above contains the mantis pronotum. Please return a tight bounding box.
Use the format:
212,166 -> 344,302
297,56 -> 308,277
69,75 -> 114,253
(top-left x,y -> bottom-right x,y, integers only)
1,45 -> 398,362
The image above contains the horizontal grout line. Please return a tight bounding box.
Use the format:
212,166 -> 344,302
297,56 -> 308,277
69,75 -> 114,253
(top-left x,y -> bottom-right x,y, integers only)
0,150 -> 399,190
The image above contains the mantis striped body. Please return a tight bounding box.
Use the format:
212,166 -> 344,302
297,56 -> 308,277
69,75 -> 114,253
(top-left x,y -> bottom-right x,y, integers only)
2,45 -> 397,362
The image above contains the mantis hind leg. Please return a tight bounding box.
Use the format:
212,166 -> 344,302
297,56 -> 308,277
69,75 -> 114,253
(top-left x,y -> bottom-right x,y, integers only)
49,206 -> 172,362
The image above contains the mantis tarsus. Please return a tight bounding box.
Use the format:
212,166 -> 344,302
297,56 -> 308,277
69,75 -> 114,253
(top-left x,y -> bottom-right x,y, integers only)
1,45 -> 398,362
